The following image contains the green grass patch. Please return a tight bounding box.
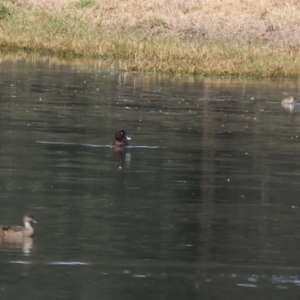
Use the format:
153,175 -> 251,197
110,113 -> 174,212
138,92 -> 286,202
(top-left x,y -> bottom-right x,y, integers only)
75,0 -> 95,9
0,3 -> 9,18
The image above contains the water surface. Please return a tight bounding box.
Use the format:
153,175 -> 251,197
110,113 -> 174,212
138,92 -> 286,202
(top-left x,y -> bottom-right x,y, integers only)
1,58 -> 300,299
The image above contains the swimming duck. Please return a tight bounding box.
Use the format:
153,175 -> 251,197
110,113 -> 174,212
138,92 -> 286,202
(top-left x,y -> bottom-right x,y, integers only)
281,96 -> 295,105
281,96 -> 296,112
0,214 -> 37,239
112,129 -> 131,147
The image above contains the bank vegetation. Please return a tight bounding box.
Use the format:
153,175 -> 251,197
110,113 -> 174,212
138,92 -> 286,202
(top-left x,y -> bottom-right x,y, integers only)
0,0 -> 300,77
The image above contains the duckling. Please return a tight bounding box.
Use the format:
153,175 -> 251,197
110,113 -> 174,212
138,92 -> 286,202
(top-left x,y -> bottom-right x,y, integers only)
0,214 -> 37,239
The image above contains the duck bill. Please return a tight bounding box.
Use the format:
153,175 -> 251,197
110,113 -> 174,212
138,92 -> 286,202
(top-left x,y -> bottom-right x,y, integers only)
126,135 -> 131,141
32,219 -> 38,224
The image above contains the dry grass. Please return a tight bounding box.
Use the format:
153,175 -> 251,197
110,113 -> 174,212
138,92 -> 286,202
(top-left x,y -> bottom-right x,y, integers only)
0,0 -> 300,76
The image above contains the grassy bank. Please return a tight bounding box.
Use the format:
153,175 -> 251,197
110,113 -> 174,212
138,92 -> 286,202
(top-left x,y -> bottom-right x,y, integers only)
0,0 -> 300,77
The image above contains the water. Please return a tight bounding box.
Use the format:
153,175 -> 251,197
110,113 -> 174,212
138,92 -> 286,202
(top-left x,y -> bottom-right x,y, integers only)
0,58 -> 300,299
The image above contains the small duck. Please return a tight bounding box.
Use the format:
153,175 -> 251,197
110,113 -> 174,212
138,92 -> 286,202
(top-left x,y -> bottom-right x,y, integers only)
281,96 -> 296,112
112,129 -> 131,147
0,214 -> 37,239
281,96 -> 295,106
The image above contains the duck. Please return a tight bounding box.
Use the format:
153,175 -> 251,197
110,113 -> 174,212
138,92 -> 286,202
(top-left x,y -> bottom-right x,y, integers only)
112,129 -> 131,147
281,96 -> 296,112
0,214 -> 37,239
281,96 -> 295,106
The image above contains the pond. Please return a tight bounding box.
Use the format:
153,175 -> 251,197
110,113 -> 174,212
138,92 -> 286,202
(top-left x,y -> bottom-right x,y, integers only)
0,57 -> 300,300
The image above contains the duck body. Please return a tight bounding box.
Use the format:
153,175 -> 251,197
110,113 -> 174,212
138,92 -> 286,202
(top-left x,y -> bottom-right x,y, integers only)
0,214 -> 37,239
281,96 -> 295,105
281,96 -> 296,112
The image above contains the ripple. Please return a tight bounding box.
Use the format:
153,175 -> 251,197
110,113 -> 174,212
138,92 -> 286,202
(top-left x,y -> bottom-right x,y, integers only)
10,261 -> 89,266
37,141 -> 161,149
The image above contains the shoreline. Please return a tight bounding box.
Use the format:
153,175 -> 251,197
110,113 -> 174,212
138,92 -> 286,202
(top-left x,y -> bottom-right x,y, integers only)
0,0 -> 300,77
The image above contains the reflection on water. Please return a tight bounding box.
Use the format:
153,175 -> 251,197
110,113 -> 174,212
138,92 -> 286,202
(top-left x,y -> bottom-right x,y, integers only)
0,237 -> 33,255
1,57 -> 300,299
